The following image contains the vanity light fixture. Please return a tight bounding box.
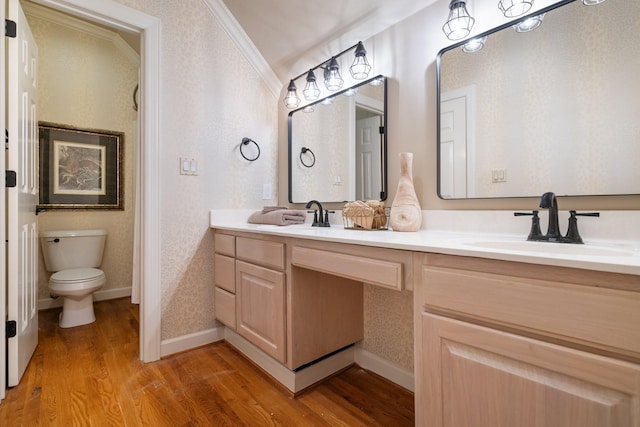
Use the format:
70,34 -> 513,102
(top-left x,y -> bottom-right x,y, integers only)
513,13 -> 544,32
303,70 -> 321,101
583,0 -> 606,4
283,80 -> 300,108
283,41 -> 374,109
369,76 -> 385,87
442,0 -> 475,41
350,42 -> 372,79
320,97 -> 335,105
498,0 -> 534,18
462,36 -> 487,53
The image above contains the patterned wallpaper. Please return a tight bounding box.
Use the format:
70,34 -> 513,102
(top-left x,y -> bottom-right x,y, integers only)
28,10 -> 138,302
110,0 -> 279,340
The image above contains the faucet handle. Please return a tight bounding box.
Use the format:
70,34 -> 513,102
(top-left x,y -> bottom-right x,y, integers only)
307,210 -> 319,226
514,211 -> 542,241
564,211 -> 599,244
322,210 -> 335,228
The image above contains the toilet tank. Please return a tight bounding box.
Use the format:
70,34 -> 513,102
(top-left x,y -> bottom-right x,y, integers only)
40,229 -> 107,272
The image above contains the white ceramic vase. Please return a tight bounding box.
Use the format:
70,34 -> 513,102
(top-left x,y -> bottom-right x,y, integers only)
390,152 -> 422,232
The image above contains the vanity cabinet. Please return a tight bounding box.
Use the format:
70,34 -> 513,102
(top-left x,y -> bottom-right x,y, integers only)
213,230 -> 375,376
415,253 -> 640,427
235,237 -> 286,363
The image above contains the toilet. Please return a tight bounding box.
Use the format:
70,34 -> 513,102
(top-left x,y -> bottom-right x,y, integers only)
40,229 -> 107,328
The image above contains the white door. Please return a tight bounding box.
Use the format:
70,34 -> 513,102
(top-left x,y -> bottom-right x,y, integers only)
355,115 -> 382,200
6,0 -> 39,388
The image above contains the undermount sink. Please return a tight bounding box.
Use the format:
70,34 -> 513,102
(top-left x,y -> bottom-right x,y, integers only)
464,240 -> 637,257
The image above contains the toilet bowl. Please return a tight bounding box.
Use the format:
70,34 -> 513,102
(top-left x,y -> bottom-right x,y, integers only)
50,268 -> 106,328
40,229 -> 107,328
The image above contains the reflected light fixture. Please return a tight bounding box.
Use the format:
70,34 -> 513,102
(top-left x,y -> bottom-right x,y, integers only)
302,70 -> 321,101
462,36 -> 487,53
583,0 -> 606,4
324,57 -> 344,91
513,13 -> 544,32
320,97 -> 335,105
283,80 -> 300,108
350,42 -> 372,79
443,0 -> 475,41
344,87 -> 358,97
498,0 -> 534,18
369,76 -> 384,87
284,41 -> 373,109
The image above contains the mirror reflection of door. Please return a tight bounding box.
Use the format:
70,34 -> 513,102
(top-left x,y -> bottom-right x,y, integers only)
440,86 -> 476,199
355,114 -> 382,200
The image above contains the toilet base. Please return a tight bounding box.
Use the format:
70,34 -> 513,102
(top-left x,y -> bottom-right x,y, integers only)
59,294 -> 97,328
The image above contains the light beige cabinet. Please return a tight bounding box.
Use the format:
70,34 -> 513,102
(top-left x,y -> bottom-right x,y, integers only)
415,253 -> 640,427
213,230 -> 371,372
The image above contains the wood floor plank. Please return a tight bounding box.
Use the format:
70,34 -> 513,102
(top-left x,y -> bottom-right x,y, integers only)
0,298 -> 414,426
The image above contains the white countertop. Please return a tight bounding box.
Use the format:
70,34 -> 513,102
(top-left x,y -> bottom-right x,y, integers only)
210,209 -> 640,276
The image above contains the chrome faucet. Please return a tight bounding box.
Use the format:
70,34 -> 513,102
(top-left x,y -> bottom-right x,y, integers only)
305,199 -> 329,227
539,191 -> 562,241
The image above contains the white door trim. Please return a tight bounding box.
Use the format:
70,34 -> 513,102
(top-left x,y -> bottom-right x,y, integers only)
30,0 -> 162,362
1,0 -> 8,402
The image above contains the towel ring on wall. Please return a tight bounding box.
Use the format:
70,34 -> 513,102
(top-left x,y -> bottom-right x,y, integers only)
240,137 -> 260,161
300,147 -> 316,168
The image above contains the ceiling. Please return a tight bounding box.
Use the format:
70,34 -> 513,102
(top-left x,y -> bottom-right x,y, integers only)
221,0 -> 440,83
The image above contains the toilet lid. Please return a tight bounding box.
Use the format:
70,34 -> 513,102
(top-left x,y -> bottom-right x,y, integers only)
51,268 -> 104,283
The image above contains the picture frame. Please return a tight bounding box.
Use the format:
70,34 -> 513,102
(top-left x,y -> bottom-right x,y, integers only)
39,122 -> 124,210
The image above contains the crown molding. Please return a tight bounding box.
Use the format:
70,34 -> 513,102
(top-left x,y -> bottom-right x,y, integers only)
21,1 -> 140,65
202,0 -> 282,98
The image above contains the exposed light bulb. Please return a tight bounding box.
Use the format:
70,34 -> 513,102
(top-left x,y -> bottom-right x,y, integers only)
324,58 -> 344,91
303,70 -> 321,101
350,42 -> 371,80
283,80 -> 300,108
513,13 -> 544,32
462,36 -> 487,53
443,0 -> 475,41
498,0 -> 535,18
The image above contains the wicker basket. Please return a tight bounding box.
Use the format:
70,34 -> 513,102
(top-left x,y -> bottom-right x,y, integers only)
342,202 -> 389,230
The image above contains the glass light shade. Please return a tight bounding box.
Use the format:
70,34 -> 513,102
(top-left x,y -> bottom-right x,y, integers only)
302,105 -> 315,113
583,0 -> 606,4
320,97 -> 335,105
462,36 -> 487,53
513,13 -> 544,32
498,0 -> 534,18
442,0 -> 475,41
303,70 -> 321,101
324,58 -> 344,91
350,42 -> 371,79
283,80 -> 300,108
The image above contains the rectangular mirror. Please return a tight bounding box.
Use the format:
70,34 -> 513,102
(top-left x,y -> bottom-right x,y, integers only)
288,75 -> 387,203
437,0 -> 640,199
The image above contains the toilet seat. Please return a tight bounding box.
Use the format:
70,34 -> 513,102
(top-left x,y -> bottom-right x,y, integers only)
50,268 -> 105,289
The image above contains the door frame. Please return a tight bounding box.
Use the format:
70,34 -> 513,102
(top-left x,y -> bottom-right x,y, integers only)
28,0 -> 162,363
1,0 -> 8,401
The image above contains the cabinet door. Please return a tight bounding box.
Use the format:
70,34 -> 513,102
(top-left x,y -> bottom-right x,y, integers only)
235,260 -> 286,363
419,313 -> 640,427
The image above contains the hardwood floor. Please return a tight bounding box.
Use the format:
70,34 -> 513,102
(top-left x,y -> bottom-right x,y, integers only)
0,298 -> 414,426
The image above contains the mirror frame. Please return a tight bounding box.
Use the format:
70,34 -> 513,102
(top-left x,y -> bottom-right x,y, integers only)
435,0 -> 638,200
288,74 -> 388,203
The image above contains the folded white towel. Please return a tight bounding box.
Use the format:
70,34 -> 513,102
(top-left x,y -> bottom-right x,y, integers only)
248,209 -> 306,226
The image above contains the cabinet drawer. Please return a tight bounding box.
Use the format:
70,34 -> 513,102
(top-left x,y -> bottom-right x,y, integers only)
236,237 -> 285,270
214,287 -> 236,329
214,233 -> 235,256
292,246 -> 403,290
214,254 -> 235,293
421,265 -> 640,357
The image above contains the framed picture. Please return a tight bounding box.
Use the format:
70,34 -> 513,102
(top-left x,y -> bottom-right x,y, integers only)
39,122 -> 124,210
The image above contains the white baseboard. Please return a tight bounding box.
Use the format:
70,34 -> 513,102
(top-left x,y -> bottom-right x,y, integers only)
224,328 -> 355,394
38,286 -> 133,311
160,327 -> 224,357
354,346 -> 415,392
